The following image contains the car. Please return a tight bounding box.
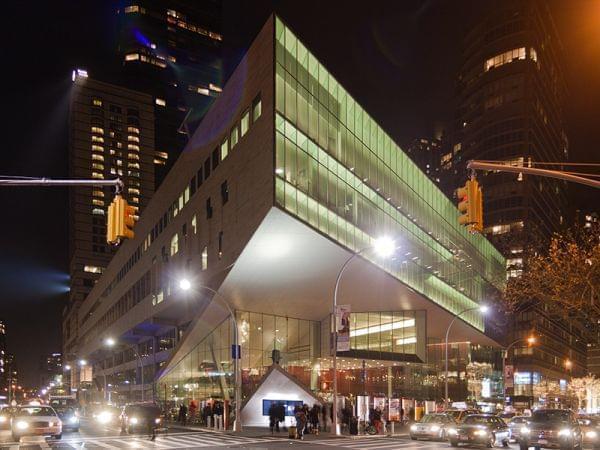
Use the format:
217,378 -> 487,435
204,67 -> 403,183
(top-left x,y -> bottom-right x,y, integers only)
509,416 -> 529,442
577,416 -> 600,449
410,413 -> 456,440
519,409 -> 582,450
120,404 -> 162,434
498,412 -> 518,424
0,407 -> 14,430
94,405 -> 121,425
446,409 -> 482,423
448,414 -> 511,447
10,405 -> 62,442
54,407 -> 80,432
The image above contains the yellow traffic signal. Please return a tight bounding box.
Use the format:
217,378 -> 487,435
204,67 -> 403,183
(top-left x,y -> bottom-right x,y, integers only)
456,178 -> 483,232
106,195 -> 136,244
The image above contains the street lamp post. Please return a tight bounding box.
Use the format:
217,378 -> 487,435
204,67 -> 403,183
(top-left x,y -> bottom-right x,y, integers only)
104,339 -> 145,402
444,305 -> 488,409
502,336 -> 536,400
179,280 -> 242,432
332,236 -> 396,436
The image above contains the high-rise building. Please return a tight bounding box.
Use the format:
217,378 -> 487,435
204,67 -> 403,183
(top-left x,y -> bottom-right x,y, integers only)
39,353 -> 63,390
75,15 -> 506,409
115,1 -> 223,186
0,320 -> 7,399
406,137 -> 444,185
64,72 -> 155,366
447,0 -> 578,406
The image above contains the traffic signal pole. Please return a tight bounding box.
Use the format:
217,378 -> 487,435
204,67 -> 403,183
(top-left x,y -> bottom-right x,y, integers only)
467,161 -> 600,189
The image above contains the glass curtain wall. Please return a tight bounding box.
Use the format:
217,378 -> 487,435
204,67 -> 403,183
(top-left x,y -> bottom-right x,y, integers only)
273,17 -> 505,331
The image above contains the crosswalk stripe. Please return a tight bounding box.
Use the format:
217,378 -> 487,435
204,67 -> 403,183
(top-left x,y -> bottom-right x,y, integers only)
159,435 -> 210,447
85,440 -> 120,449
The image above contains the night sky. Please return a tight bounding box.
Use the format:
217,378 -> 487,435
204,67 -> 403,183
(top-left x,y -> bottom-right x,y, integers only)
1,0 -> 598,386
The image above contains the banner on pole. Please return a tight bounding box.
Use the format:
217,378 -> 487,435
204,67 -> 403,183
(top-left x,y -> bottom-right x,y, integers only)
336,305 -> 351,352
504,364 -> 514,388
389,398 -> 401,422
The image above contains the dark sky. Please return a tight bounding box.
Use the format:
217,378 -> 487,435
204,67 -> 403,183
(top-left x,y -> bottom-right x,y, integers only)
1,0 -> 598,386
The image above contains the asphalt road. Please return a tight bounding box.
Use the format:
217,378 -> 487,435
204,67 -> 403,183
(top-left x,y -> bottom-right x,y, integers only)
0,419 -> 528,449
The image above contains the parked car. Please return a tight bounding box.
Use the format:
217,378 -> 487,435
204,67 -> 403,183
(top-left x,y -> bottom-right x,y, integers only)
10,405 -> 62,442
446,409 -> 481,423
509,416 -> 529,442
448,414 -> 510,447
519,409 -> 582,450
410,413 -> 456,441
577,416 -> 600,449
120,404 -> 162,434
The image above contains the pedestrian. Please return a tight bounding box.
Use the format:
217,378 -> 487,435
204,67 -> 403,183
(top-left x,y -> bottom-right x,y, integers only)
178,403 -> 188,426
294,405 -> 307,440
373,406 -> 382,434
214,401 -> 224,429
268,402 -> 279,434
310,404 -> 320,434
276,402 -> 286,431
189,400 -> 197,424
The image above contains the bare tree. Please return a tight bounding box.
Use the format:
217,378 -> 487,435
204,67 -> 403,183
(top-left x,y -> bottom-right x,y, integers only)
568,375 -> 600,412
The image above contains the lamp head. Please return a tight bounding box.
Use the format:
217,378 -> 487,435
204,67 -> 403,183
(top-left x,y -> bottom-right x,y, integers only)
104,337 -> 116,347
373,236 -> 397,258
179,279 -> 191,291
78,359 -> 87,366
479,305 -> 489,314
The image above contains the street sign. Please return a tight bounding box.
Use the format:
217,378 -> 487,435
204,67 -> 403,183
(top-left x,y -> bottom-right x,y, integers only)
231,344 -> 241,359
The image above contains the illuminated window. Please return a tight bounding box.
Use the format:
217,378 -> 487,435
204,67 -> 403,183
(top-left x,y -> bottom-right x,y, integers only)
155,151 -> 168,159
230,125 -> 239,149
252,96 -> 262,122
92,208 -> 105,215
191,215 -> 197,234
506,258 -> 523,267
116,159 -> 123,166
155,98 -> 166,107
510,247 -> 523,254
116,142 -> 123,148
131,197 -> 140,204
128,188 -> 140,195
127,135 -> 140,143
127,126 -> 140,134
154,158 -> 166,165
201,246 -> 208,270
84,265 -> 103,274
170,233 -> 179,256
92,189 -> 104,197
125,53 -> 140,62
92,99 -> 102,107
221,138 -> 228,160
92,154 -> 104,161
91,145 -> 103,152
453,143 -> 461,154
128,153 -> 139,160
128,144 -> 140,151
92,199 -> 104,207
484,47 -> 526,71
92,172 -> 104,180
507,269 -> 523,279
530,47 -> 538,62
128,170 -> 140,178
110,168 -> 116,175
241,110 -> 250,136
124,5 -> 139,13
92,163 -> 104,171
184,186 -> 190,204
128,162 -> 140,169
92,135 -> 104,143
109,149 -> 116,155
91,126 -> 104,134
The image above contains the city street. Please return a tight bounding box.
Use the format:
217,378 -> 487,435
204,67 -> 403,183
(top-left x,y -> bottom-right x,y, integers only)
0,418 -> 530,449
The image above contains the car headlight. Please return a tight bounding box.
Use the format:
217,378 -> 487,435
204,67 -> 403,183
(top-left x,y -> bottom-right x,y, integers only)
558,429 -> 573,437
521,426 -> 530,434
97,411 -> 112,424
474,429 -> 489,436
130,417 -> 138,424
430,425 -> 440,432
0,416 -> 6,423
155,418 -> 161,424
70,416 -> 79,424
410,424 -> 418,432
586,431 -> 598,439
448,428 -> 458,435
16,421 -> 29,430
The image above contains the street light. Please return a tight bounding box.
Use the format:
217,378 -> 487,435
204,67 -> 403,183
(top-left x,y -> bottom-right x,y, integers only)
444,305 -> 489,409
502,335 -> 537,400
178,279 -> 242,432
64,364 -> 71,371
79,359 -> 87,366
332,236 -> 398,435
103,337 -> 145,402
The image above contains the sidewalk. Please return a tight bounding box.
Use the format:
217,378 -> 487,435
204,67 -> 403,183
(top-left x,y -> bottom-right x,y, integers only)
166,422 -> 410,441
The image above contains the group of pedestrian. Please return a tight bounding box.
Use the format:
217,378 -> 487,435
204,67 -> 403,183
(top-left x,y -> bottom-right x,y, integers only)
177,400 -> 225,427
267,402 -> 286,433
293,403 -> 321,439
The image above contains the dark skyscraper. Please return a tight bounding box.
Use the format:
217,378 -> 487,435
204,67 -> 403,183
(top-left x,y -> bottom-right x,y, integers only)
115,1 -> 223,186
447,0 -> 581,402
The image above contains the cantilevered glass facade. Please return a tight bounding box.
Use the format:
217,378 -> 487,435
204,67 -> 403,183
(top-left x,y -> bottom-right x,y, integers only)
274,17 -> 504,330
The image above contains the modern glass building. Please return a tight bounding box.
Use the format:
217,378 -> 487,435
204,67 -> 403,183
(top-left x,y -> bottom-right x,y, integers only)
77,15 -> 505,418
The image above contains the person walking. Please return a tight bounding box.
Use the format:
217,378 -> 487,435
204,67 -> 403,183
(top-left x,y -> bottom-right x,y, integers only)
294,405 -> 307,440
178,403 -> 188,426
268,402 -> 278,434
310,404 -> 320,434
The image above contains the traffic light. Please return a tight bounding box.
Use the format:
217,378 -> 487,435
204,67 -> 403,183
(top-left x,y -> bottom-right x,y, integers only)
106,195 -> 136,244
455,178 -> 483,233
